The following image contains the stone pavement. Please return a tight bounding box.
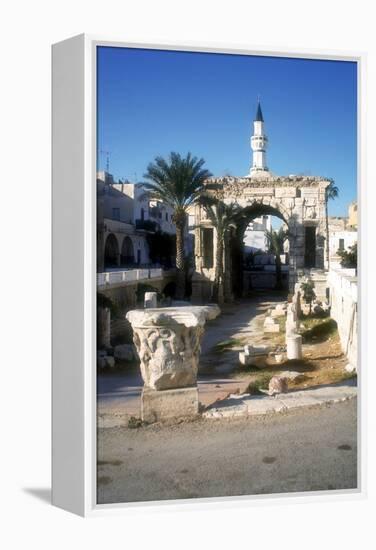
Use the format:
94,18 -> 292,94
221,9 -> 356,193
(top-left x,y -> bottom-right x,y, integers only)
202,379 -> 357,419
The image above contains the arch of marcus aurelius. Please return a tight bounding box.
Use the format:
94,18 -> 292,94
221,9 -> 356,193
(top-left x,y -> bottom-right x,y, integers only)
191,101 -> 332,303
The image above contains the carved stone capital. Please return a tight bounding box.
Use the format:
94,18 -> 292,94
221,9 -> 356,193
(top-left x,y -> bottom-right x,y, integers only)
126,306 -> 220,390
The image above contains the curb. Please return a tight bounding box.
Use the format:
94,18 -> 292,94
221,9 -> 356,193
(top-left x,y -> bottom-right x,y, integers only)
202,384 -> 357,419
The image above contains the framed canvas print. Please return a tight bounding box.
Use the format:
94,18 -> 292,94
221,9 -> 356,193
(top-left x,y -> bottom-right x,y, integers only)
52,35 -> 364,516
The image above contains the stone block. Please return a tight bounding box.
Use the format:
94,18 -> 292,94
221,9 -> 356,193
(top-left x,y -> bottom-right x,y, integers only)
141,386 -> 199,423
268,376 -> 288,395
264,317 -> 280,333
271,306 -> 286,318
282,198 -> 295,209
144,291 -> 157,308
301,188 -> 319,197
239,348 -> 269,368
245,187 -> 275,196
243,396 -> 287,415
275,187 -> 297,198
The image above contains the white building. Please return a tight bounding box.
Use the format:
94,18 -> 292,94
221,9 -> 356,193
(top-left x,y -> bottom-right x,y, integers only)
97,172 -> 182,272
243,215 -> 272,251
328,203 -> 357,268
118,181 -> 176,235
97,172 -> 151,270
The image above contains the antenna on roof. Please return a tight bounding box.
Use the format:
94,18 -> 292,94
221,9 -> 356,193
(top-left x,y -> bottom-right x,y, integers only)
100,149 -> 111,172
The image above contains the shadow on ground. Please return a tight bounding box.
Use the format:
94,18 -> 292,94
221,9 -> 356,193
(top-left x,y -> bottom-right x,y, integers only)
23,488 -> 51,504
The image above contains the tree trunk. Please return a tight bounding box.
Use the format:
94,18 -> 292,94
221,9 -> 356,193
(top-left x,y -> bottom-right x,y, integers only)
212,235 -> 224,304
223,232 -> 233,302
275,254 -> 283,290
175,219 -> 186,299
325,193 -> 330,270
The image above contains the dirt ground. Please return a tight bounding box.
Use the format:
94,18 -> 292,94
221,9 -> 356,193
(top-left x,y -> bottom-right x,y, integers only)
198,299 -> 355,400
97,296 -> 356,422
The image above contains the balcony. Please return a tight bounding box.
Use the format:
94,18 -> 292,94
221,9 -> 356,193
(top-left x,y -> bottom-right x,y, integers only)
103,217 -> 135,235
135,219 -> 159,232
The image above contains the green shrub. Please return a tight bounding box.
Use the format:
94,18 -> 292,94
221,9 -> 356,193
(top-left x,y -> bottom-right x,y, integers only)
246,373 -> 273,395
337,243 -> 357,269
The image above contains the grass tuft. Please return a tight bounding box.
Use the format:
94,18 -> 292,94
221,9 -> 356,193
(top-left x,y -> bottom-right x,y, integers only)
246,372 -> 274,395
301,318 -> 337,343
213,338 -> 245,353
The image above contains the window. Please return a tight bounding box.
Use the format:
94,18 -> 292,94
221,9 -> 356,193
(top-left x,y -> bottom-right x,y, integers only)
304,226 -> 316,268
112,208 -> 120,221
202,228 -> 214,268
339,238 -> 345,251
141,208 -> 145,221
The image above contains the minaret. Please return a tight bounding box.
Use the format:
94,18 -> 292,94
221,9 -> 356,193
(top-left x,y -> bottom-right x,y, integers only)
249,100 -> 269,176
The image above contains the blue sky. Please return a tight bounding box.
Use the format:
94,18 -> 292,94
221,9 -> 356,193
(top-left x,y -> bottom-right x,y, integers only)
97,47 -> 357,217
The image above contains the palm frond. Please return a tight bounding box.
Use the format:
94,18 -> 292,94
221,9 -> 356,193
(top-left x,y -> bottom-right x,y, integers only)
143,152 -> 211,212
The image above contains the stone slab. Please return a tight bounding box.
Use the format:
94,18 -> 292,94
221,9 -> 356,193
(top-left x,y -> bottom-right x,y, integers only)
203,383 -> 357,420
239,351 -> 268,368
141,386 -> 199,423
274,187 -> 297,198
202,401 -> 248,419
243,396 -> 287,414
275,393 -> 319,410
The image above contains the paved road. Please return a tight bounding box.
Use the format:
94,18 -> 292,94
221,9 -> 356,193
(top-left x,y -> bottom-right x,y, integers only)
97,399 -> 358,504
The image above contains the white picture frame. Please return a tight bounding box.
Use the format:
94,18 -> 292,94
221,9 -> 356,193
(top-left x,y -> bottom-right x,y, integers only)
52,34 -> 366,517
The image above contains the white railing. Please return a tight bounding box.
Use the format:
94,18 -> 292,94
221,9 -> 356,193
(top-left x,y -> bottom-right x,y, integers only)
97,267 -> 167,288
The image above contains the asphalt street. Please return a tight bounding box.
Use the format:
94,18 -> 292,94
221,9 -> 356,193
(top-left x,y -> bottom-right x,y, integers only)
97,399 -> 358,504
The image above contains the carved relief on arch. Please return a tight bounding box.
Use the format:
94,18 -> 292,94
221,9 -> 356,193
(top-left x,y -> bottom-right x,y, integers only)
269,199 -> 289,222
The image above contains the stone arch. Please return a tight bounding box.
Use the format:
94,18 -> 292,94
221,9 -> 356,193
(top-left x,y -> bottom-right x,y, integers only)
120,236 -> 135,266
192,176 -> 330,303
104,233 -> 120,268
229,202 -> 290,297
236,201 -> 289,226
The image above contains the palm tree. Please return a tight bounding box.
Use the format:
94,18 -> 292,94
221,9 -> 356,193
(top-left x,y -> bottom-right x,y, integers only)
325,181 -> 339,268
143,152 -> 212,299
199,196 -> 241,303
265,226 -> 289,290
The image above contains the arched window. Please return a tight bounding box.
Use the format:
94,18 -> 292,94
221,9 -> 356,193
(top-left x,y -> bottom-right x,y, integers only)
104,233 -> 119,268
120,236 -> 135,266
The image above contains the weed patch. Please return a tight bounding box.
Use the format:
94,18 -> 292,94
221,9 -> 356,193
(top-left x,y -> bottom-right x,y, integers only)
301,318 -> 337,343
246,372 -> 274,395
213,338 -> 245,353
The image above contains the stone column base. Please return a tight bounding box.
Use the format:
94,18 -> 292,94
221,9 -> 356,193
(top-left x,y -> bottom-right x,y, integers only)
191,277 -> 212,304
141,386 -> 199,423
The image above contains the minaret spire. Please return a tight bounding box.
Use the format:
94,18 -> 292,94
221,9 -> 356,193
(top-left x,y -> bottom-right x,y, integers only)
248,99 -> 269,177
255,97 -> 264,122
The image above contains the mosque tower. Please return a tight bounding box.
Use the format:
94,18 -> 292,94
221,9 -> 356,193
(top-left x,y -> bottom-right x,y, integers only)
249,100 -> 269,177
